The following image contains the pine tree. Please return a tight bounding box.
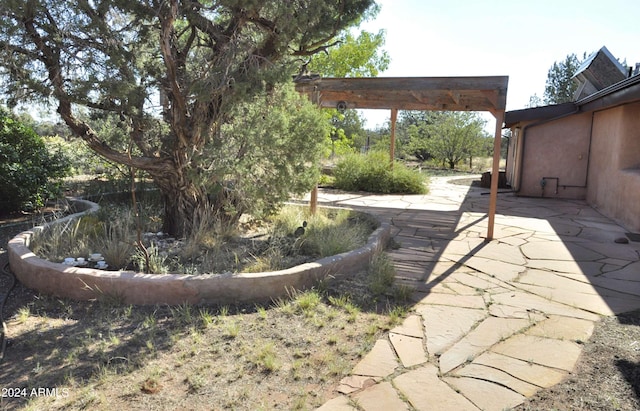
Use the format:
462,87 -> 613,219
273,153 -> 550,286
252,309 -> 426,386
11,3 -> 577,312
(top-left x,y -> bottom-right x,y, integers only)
0,0 -> 375,236
543,54 -> 582,104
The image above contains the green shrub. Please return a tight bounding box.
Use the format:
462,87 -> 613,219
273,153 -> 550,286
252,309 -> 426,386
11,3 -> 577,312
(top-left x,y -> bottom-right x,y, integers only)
0,108 -> 70,214
333,151 -> 426,194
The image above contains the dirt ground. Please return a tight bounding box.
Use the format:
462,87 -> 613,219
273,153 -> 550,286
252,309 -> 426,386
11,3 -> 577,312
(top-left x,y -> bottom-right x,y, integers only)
2,210 -> 640,410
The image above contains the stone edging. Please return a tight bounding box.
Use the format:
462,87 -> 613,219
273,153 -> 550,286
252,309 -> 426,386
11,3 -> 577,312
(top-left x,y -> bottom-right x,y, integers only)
8,199 -> 390,305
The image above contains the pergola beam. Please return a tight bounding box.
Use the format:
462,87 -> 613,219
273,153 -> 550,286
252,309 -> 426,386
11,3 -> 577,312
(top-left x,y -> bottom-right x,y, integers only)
296,76 -> 509,241
296,76 -> 508,113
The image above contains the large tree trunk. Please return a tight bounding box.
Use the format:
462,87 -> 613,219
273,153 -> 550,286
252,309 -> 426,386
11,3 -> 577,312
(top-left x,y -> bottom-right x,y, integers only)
149,164 -> 209,238
160,184 -> 207,238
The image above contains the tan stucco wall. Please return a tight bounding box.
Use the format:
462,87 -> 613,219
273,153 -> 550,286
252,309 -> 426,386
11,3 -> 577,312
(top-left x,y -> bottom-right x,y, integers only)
516,112 -> 592,199
587,102 -> 640,231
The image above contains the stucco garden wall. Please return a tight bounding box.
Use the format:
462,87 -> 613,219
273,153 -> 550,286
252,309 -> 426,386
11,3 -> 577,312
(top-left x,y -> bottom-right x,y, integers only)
8,199 -> 390,305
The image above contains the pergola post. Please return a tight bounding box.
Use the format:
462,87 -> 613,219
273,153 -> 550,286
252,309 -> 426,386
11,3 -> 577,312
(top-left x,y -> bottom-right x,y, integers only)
309,185 -> 318,215
308,86 -> 322,215
390,108 -> 398,168
486,110 -> 505,241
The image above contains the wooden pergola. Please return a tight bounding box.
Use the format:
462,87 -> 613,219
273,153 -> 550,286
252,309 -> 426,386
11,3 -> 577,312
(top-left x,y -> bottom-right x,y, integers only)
295,76 -> 509,241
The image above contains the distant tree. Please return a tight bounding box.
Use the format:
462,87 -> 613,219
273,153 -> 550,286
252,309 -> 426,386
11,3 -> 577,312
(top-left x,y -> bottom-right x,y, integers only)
397,111 -> 438,161
307,25 -> 390,157
527,93 -> 544,108
543,54 -> 582,104
426,112 -> 486,169
307,29 -> 390,78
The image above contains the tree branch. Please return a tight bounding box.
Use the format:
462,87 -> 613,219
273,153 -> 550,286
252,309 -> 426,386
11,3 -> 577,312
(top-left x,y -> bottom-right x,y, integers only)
292,40 -> 341,57
158,0 -> 189,149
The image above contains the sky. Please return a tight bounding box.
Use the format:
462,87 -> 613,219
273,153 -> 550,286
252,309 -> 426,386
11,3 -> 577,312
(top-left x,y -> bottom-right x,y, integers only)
356,0 -> 640,129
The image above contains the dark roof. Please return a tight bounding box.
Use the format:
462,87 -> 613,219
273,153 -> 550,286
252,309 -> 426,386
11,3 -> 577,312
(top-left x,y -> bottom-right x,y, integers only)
504,103 -> 576,128
505,74 -> 640,128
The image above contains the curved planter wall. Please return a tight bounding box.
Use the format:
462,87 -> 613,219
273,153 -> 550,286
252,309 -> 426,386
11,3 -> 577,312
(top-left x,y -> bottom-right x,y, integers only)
8,199 -> 390,305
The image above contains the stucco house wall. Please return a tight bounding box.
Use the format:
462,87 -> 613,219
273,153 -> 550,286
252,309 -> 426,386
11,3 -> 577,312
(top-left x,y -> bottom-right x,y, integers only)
513,112 -> 591,199
587,101 -> 640,231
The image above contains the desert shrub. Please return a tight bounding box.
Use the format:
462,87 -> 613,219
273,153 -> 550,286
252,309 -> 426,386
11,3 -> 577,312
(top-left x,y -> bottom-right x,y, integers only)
0,108 -> 70,214
300,210 -> 372,257
368,253 -> 396,296
333,151 -> 427,194
205,83 -> 329,224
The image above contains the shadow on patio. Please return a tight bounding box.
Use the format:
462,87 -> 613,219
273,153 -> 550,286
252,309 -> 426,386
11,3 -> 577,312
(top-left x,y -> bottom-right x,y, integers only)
313,175 -> 640,318
312,174 -> 640,410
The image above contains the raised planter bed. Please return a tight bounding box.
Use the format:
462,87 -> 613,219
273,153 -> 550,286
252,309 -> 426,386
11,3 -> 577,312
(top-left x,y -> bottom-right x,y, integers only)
8,198 -> 390,305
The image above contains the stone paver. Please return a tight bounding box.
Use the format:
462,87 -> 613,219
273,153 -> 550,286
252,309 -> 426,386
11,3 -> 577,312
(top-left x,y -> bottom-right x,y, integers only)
491,334 -> 583,371
472,351 -> 567,388
414,293 -> 486,309
337,376 -> 377,395
351,339 -> 398,378
489,291 -> 601,321
308,176 -> 640,411
351,382 -> 409,411
444,376 -> 525,411
454,363 -> 540,396
316,395 -> 357,411
389,333 -> 426,368
389,314 -> 423,338
417,305 -> 486,355
439,317 -> 531,374
394,365 -> 479,411
525,315 -> 595,341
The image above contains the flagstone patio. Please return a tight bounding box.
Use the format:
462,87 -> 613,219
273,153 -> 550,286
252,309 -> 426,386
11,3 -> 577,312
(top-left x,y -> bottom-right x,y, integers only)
308,176 -> 640,411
